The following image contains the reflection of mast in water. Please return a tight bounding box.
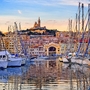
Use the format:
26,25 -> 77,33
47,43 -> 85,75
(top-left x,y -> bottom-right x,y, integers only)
68,63 -> 73,90
36,61 -> 42,90
14,75 -> 18,90
34,61 -> 42,90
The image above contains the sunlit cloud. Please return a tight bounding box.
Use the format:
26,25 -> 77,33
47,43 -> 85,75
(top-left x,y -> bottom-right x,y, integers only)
0,15 -> 32,32
0,15 -> 68,32
42,20 -> 68,31
4,0 -> 90,6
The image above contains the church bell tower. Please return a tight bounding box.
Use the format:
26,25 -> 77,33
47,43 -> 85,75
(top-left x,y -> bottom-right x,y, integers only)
38,17 -> 41,27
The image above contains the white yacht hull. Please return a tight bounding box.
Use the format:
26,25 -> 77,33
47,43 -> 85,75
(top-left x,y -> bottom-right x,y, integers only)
0,61 -> 8,69
8,58 -> 22,67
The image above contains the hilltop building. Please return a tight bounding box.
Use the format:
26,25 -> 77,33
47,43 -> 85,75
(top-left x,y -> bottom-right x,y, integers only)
30,17 -> 46,30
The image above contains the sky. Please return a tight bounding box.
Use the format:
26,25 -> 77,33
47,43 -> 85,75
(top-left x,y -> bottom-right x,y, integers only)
0,0 -> 90,32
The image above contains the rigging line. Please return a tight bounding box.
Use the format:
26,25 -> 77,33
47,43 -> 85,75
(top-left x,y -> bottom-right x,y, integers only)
67,3 -> 82,32
76,19 -> 89,56
84,11 -> 88,24
70,2 -> 82,32
84,20 -> 90,56
76,4 -> 88,55
77,2 -> 81,17
84,6 -> 90,56
72,3 -> 84,32
77,7 -> 88,32
84,38 -> 90,56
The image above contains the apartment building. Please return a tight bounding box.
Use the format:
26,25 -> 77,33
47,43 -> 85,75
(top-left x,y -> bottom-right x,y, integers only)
2,31 -> 81,56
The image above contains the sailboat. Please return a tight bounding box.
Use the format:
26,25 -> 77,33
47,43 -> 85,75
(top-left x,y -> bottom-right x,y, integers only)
62,19 -> 73,63
7,23 -> 27,67
73,3 -> 90,66
62,3 -> 88,65
8,56 -> 22,67
13,22 -> 26,65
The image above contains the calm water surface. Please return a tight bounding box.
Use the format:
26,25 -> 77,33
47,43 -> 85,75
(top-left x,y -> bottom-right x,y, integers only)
0,58 -> 90,90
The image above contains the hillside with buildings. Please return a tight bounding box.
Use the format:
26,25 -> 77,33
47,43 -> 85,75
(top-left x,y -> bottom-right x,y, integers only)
19,17 -> 58,36
0,17 -> 81,56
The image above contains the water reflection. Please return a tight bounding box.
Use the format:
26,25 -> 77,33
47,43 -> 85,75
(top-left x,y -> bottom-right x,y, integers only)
0,58 -> 90,90
24,59 -> 74,90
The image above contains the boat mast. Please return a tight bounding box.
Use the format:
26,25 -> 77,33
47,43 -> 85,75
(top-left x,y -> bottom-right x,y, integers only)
75,13 -> 78,52
78,2 -> 80,33
19,22 -> 21,31
69,19 -> 70,52
68,19 -> 72,53
81,3 -> 84,54
14,22 -> 19,55
76,2 -> 81,56
83,4 -> 90,57
76,13 -> 78,32
82,3 -> 84,32
70,19 -> 72,53
76,2 -> 80,55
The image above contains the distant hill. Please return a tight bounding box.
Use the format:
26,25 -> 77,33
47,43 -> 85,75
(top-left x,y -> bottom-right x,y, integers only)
20,29 -> 58,36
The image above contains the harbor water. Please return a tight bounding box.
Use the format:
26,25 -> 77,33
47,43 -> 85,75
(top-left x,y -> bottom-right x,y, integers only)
0,58 -> 90,90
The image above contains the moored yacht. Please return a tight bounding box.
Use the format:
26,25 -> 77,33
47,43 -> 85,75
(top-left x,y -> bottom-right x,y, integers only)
0,51 -> 8,69
2,51 -> 22,67
8,57 -> 22,67
11,54 -> 26,66
0,60 -> 8,69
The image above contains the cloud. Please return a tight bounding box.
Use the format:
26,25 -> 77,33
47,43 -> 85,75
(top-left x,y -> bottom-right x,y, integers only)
4,0 -> 29,3
4,0 -> 90,6
58,0 -> 90,6
18,10 -> 22,14
0,15 -> 32,32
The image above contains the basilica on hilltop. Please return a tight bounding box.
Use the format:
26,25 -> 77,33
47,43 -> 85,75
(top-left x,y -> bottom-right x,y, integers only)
30,17 -> 46,30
